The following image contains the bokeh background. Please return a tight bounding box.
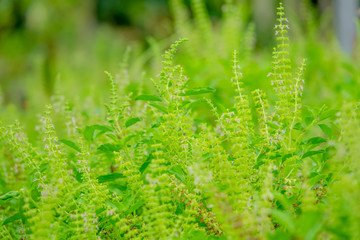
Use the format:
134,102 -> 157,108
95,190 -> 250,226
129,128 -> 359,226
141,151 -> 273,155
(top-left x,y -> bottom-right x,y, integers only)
0,0 -> 359,132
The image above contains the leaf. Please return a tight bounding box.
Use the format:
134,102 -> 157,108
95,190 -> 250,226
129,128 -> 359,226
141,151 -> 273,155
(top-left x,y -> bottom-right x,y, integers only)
297,211 -> 324,240
293,122 -> 305,131
97,173 -> 125,183
273,192 -> 291,211
135,94 -> 162,102
189,230 -> 207,239
59,139 -> 81,152
168,165 -> 186,182
97,143 -> 121,153
3,213 -> 21,225
125,117 -> 141,128
149,103 -> 168,113
0,191 -> 20,204
308,174 -> 327,186
318,124 -> 332,139
302,137 -> 327,145
305,117 -> 314,126
83,125 -> 113,142
182,87 -> 216,96
282,154 -> 293,163
106,201 -> 124,212
95,208 -> 106,215
302,150 -> 324,159
271,209 -> 295,233
186,99 -> 206,112
253,160 -> 265,169
39,162 -> 50,172
125,200 -> 145,214
31,188 -> 41,202
266,122 -> 280,129
139,157 -> 152,174
318,109 -> 338,122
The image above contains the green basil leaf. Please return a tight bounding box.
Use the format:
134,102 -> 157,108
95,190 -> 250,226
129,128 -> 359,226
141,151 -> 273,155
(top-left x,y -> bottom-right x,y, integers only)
135,95 -> 162,102
59,139 -> 81,152
125,117 -> 141,128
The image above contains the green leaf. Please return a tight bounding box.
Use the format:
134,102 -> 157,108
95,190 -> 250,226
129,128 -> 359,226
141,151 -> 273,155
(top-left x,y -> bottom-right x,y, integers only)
0,191 -> 20,204
305,117 -> 314,126
266,122 -> 280,129
268,230 -> 291,240
182,87 -> 216,96
39,162 -> 50,172
106,201 -> 124,212
59,139 -> 81,152
282,154 -> 293,163
149,103 -> 168,113
186,99 -> 206,112
139,157 -> 152,174
168,165 -> 186,182
125,200 -> 145,214
273,192 -> 291,211
31,188 -> 41,202
125,117 -> 141,128
318,124 -> 332,139
297,211 -> 324,240
135,94 -> 162,102
97,143 -> 121,153
3,213 -> 21,225
271,209 -> 295,233
293,122 -> 305,131
302,137 -> 327,145
97,173 -> 125,183
302,150 -> 324,159
319,109 -> 338,122
83,125 -> 113,142
189,230 -> 207,239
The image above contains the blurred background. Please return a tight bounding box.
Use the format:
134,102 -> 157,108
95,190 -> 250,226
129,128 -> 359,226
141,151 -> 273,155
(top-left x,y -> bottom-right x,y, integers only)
0,0 -> 359,127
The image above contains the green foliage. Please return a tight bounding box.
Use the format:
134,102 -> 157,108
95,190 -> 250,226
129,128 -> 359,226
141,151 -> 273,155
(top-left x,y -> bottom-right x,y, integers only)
0,2 -> 359,240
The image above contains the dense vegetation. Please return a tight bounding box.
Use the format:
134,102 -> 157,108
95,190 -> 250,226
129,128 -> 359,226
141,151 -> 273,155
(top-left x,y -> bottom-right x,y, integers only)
1,1 -> 359,239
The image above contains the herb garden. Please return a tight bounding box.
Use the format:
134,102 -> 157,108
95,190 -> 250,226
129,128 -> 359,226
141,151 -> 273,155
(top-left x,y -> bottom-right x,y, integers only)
0,1 -> 359,239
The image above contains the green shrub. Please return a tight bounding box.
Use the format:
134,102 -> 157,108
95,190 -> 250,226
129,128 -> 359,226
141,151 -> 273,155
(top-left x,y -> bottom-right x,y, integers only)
0,2 -> 359,240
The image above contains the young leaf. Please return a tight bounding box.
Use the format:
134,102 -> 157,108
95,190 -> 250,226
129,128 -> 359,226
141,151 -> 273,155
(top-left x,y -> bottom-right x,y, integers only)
125,200 -> 145,214
135,94 -> 162,102
182,87 -> 216,96
149,103 -> 168,113
271,209 -> 295,233
318,124 -> 333,139
302,137 -> 327,145
0,191 -> 20,204
302,150 -> 325,159
318,109 -> 339,122
168,165 -> 186,182
97,143 -> 121,153
125,117 -> 142,128
293,122 -> 305,131
59,139 -> 81,152
97,173 -> 125,183
83,124 -> 113,142
2,213 -> 21,225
